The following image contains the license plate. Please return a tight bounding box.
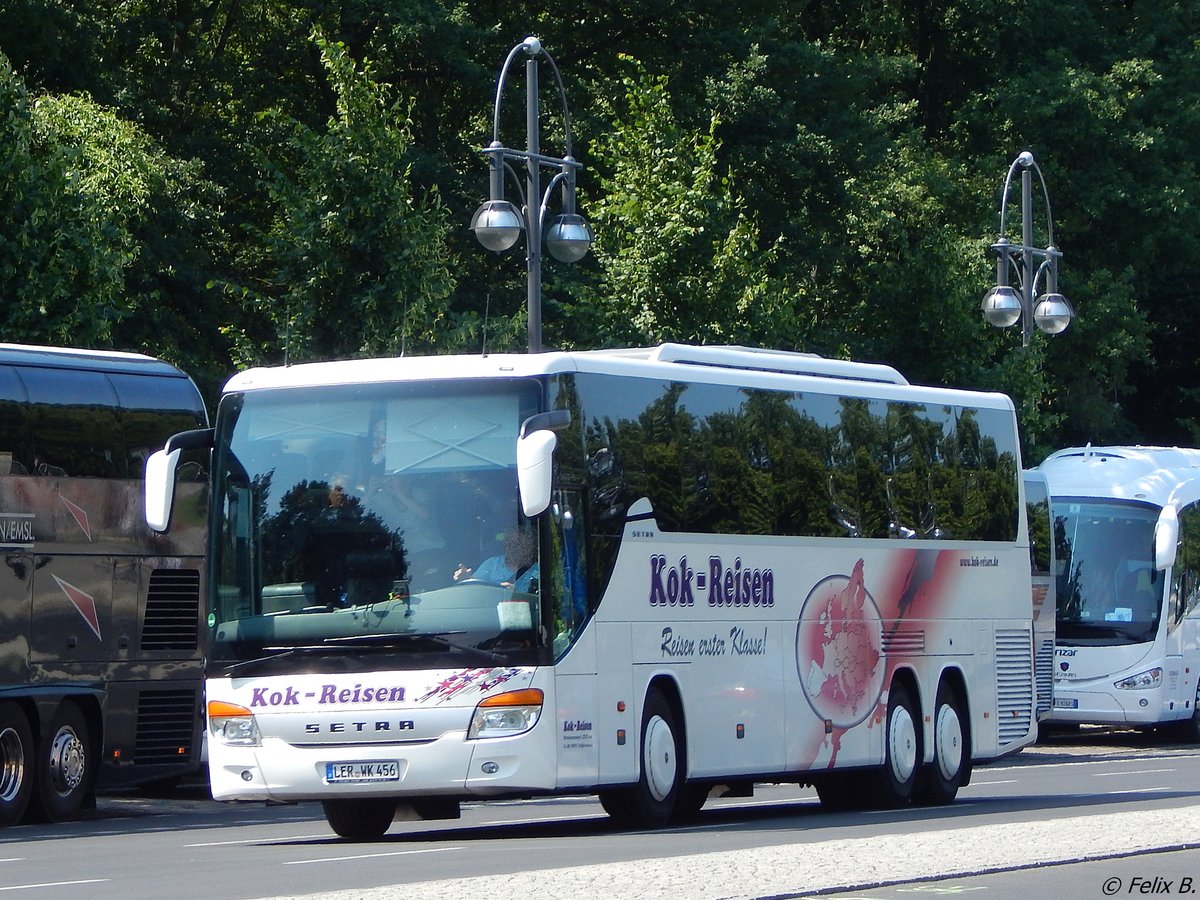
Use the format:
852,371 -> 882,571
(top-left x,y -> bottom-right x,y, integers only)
1053,697 -> 1079,709
325,761 -> 400,784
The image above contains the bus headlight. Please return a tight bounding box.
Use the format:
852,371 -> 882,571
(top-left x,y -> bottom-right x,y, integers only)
208,700 -> 262,746
1114,668 -> 1163,690
468,689 -> 544,740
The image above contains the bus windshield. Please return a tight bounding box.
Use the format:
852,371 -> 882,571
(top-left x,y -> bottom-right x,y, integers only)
1053,498 -> 1163,645
208,379 -> 545,671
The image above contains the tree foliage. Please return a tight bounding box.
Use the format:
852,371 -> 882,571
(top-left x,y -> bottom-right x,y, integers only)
3,2 -> 1200,458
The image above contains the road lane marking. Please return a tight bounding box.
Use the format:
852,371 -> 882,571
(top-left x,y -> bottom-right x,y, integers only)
0,880 -> 108,892
284,846 -> 461,865
187,834 -> 331,847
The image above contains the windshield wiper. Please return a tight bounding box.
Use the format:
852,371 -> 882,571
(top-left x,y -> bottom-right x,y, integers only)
222,631 -> 507,675
222,644 -> 342,675
323,631 -> 506,664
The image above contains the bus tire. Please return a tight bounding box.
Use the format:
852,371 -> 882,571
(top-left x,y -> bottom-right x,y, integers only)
673,782 -> 710,821
0,702 -> 33,826
321,798 -> 396,840
913,682 -> 968,805
599,688 -> 682,828
1170,684 -> 1200,743
29,703 -> 90,823
814,772 -> 868,811
872,681 -> 921,807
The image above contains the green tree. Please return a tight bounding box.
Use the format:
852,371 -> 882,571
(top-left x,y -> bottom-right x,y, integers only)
239,32 -> 457,363
579,56 -> 792,348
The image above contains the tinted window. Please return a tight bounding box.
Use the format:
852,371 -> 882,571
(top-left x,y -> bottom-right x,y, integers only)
110,373 -> 207,477
567,373 -> 1019,542
0,366 -> 31,474
22,367 -> 123,477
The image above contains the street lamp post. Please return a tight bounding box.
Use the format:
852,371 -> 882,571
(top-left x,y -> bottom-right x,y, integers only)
980,150 -> 1074,346
470,36 -> 593,353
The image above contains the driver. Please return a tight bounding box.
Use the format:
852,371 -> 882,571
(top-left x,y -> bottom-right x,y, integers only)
453,527 -> 539,592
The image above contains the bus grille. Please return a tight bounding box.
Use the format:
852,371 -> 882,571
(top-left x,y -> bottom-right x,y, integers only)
1035,636 -> 1055,717
881,630 -> 926,655
995,628 -> 1034,745
135,688 -> 198,764
142,569 -> 201,651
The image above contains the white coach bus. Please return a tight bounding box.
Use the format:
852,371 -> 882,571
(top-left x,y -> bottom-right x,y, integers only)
1040,445 -> 1200,736
146,344 -> 1038,838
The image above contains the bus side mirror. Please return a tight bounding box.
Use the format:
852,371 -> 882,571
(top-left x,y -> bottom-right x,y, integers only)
145,427 -> 213,533
1155,505 -> 1179,571
145,447 -> 181,532
517,430 -> 557,517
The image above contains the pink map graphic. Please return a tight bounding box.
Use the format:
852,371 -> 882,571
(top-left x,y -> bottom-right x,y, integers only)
796,559 -> 884,728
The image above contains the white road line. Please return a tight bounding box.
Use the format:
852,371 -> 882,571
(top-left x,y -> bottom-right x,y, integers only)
187,834 -> 331,847
476,812 -> 597,826
1090,768 -> 1174,776
284,846 -> 462,866
0,880 -> 108,892
1104,787 -> 1171,795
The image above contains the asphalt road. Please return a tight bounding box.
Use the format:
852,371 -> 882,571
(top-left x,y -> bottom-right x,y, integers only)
5,727 -> 1200,900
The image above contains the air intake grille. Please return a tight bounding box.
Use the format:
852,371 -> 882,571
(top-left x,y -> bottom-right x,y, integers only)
134,688 -> 198,764
1035,636 -> 1055,717
142,569 -> 200,651
881,630 -> 926,655
996,628 -> 1034,745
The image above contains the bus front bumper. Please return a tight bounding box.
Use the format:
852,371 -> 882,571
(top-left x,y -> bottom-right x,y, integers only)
207,727 -> 557,803
1047,682 -> 1182,728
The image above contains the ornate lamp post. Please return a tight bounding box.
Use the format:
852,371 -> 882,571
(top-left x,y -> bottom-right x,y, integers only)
470,37 -> 593,353
980,150 -> 1074,346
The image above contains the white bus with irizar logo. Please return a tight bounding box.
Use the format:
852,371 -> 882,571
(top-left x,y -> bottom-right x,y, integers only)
1040,445 -> 1200,736
146,344 -> 1039,838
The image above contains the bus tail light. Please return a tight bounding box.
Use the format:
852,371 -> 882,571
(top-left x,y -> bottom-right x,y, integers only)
208,700 -> 262,746
468,689 -> 544,740
1114,667 -> 1162,690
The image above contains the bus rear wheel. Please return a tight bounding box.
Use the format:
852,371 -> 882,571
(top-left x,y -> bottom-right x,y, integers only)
869,681 -> 920,808
599,688 -> 683,828
913,683 -> 968,805
0,702 -> 33,826
29,703 -> 90,823
322,798 -> 396,840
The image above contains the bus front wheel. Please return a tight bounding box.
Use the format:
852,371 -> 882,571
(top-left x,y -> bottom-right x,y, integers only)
599,688 -> 683,828
0,702 -> 33,826
322,798 -> 396,840
29,703 -> 90,823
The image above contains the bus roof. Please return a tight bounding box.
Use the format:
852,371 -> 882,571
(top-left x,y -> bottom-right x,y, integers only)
0,343 -> 190,378
1039,445 -> 1200,508
225,344 -> 1014,410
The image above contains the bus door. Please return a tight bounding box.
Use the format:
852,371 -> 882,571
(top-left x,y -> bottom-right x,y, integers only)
1168,504 -> 1200,707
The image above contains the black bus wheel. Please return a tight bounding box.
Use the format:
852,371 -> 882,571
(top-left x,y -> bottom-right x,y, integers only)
30,703 -> 90,823
0,702 -> 33,826
322,798 -> 396,840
